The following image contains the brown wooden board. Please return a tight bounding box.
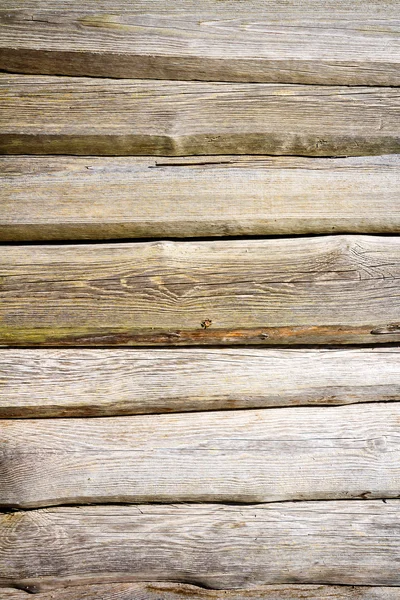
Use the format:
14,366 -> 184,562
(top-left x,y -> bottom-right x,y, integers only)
1,76 -> 399,157
2,502 -> 400,591
1,1 -> 399,85
2,348 -> 400,418
2,155 -> 400,241
1,402 -> 400,508
1,236 -> 400,346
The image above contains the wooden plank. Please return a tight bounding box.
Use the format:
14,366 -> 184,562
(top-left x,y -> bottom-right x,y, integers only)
0,1 -> 399,85
1,235 -> 400,347
2,348 -> 400,418
2,155 -> 400,241
2,501 -> 400,590
4,583 -> 400,600
2,402 -> 400,508
1,76 -> 399,157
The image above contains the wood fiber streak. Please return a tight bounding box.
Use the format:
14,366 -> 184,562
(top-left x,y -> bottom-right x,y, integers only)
1,236 -> 400,346
2,502 -> 400,590
0,1 -> 399,85
1,76 -> 399,157
2,155 -> 400,241
4,583 -> 400,600
2,402 -> 400,508
2,348 -> 400,418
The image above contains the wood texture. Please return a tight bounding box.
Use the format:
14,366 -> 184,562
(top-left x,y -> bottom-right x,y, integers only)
2,501 -> 400,590
2,155 -> 400,241
1,76 -> 399,157
2,348 -> 400,418
2,402 -> 400,508
1,235 -> 400,346
5,583 -> 400,600
1,1 -> 399,85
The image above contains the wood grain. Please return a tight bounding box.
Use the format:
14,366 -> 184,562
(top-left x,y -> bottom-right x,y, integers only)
1,76 -> 399,157
1,1 -> 399,85
5,583 -> 400,600
2,348 -> 400,418
2,501 -> 400,590
2,155 -> 400,241
2,402 -> 400,508
1,235 -> 400,346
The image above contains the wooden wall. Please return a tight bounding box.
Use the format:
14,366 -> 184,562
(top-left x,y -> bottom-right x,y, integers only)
1,1 -> 400,598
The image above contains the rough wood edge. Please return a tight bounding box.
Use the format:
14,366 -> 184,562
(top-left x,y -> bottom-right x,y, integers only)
4,583 -> 400,599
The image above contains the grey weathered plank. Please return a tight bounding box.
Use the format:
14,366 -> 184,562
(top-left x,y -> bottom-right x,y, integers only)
2,155 -> 400,241
4,583 -> 400,600
2,348 -> 400,418
2,402 -> 400,508
1,235 -> 400,347
0,1 -> 399,85
1,76 -> 399,157
2,501 -> 400,590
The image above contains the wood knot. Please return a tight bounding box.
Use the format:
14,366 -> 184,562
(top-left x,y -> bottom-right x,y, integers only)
201,319 -> 212,329
18,584 -> 41,594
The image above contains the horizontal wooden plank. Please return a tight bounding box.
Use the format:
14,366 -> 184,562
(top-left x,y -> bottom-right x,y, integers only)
4,583 -> 400,600
2,501 -> 400,590
1,76 -> 399,157
1,1 -> 399,85
2,348 -> 400,418
2,402 -> 400,508
2,155 -> 400,241
1,236 -> 400,347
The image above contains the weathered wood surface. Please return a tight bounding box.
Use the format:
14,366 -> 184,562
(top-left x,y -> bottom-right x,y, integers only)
2,155 -> 400,241
5,584 -> 400,600
2,348 -> 400,418
1,1 -> 399,85
2,402 -> 400,508
1,76 -> 399,157
2,501 -> 400,590
1,236 -> 400,347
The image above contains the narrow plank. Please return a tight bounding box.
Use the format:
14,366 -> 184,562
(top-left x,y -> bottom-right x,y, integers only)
4,583 -> 400,600
2,402 -> 400,508
1,76 -> 399,157
1,235 -> 400,347
2,348 -> 400,418
1,1 -> 399,85
2,501 -> 400,590
2,155 -> 400,241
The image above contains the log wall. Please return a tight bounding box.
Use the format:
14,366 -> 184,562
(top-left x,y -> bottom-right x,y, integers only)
1,1 -> 399,598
